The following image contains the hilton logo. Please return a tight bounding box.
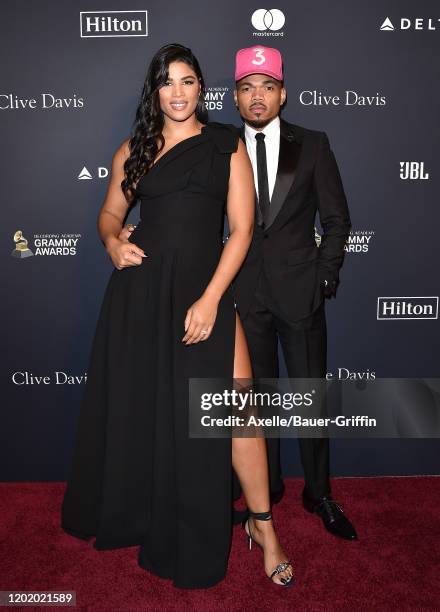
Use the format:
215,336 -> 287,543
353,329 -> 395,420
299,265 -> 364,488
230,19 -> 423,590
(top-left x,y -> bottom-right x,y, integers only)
377,297 -> 439,320
80,11 -> 148,38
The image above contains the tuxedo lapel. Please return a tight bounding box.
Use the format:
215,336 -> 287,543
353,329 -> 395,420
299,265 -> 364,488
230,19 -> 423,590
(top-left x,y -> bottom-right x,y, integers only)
265,120 -> 302,229
240,120 -> 304,230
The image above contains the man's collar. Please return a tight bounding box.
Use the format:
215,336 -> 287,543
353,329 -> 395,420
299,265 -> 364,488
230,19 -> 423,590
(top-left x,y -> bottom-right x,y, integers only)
244,115 -> 280,141
239,117 -> 301,143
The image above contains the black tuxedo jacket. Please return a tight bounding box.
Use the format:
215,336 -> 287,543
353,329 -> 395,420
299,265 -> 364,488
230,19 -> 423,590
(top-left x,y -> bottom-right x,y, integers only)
232,118 -> 351,322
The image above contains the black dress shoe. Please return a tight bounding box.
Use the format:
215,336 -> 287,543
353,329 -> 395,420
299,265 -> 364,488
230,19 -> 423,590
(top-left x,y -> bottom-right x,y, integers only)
302,491 -> 358,540
232,507 -> 249,525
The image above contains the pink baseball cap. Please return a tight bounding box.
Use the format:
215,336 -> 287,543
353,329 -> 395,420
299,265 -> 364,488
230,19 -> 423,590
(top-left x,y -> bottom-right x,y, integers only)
235,45 -> 283,82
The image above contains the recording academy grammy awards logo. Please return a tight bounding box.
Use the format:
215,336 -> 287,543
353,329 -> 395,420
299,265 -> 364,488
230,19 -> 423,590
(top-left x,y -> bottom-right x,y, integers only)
380,16 -> 440,31
315,227 -> 374,253
80,10 -> 148,38
11,231 -> 33,258
345,230 -> 375,253
11,230 -> 82,257
251,9 -> 285,36
204,87 -> 229,111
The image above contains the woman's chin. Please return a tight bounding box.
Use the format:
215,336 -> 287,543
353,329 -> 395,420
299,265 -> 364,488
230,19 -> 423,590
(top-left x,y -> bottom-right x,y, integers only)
164,108 -> 197,123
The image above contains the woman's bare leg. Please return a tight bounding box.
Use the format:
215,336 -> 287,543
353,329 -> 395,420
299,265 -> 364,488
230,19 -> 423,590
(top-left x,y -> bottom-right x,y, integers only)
231,311 -> 293,584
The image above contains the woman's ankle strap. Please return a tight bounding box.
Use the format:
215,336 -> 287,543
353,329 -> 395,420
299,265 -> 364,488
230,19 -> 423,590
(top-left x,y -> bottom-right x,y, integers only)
248,510 -> 272,521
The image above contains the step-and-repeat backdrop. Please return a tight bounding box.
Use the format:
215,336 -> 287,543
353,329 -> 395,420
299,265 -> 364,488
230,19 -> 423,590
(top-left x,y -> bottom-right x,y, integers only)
2,1 -> 439,479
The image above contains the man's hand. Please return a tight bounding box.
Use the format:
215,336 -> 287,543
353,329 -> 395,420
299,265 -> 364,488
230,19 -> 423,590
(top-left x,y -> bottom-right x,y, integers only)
321,277 -> 338,298
105,236 -> 146,270
118,222 -> 137,242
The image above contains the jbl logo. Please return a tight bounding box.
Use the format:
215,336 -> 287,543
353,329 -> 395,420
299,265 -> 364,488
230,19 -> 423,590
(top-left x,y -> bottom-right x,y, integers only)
400,162 -> 429,180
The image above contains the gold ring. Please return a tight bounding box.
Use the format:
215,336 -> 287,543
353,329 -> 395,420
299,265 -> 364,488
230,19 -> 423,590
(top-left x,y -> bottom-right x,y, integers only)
127,223 -> 135,231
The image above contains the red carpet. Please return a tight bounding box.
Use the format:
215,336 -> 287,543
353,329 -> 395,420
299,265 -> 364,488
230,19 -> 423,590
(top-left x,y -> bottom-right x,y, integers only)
0,477 -> 438,611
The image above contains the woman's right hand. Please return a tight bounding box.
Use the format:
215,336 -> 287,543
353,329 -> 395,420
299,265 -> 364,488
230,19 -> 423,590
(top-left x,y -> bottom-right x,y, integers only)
105,236 -> 147,270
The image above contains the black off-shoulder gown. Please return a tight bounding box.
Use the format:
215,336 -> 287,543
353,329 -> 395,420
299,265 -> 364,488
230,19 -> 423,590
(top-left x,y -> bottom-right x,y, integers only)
61,122 -> 239,589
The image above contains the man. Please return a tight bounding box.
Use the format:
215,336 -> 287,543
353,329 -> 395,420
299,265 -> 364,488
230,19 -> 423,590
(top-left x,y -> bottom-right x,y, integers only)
230,45 -> 357,540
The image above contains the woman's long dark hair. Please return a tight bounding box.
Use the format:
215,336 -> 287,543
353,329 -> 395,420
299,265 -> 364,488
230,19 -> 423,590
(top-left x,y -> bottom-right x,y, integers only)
121,43 -> 208,200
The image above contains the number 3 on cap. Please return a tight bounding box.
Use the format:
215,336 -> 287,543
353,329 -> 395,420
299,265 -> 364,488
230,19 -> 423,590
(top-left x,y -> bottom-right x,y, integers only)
251,48 -> 266,66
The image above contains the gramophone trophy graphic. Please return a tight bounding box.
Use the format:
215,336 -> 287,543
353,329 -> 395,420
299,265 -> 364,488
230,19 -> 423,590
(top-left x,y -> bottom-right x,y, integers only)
11,230 -> 34,258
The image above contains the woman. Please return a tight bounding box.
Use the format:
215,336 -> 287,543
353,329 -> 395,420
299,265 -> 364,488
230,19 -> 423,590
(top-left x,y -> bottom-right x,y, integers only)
61,43 -> 293,589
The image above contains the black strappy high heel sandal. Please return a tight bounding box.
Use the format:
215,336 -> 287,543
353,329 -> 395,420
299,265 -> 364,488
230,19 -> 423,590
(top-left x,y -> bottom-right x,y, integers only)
242,509 -> 294,587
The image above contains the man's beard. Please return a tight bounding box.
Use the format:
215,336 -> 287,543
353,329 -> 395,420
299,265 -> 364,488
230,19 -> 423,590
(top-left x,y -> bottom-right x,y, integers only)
244,115 -> 274,130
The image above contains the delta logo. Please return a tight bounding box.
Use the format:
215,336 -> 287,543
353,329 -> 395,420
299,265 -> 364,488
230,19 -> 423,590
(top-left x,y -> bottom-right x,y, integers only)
380,17 -> 440,31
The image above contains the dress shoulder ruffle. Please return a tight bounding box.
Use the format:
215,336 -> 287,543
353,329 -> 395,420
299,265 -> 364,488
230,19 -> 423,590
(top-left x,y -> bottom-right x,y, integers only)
203,121 -> 240,154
